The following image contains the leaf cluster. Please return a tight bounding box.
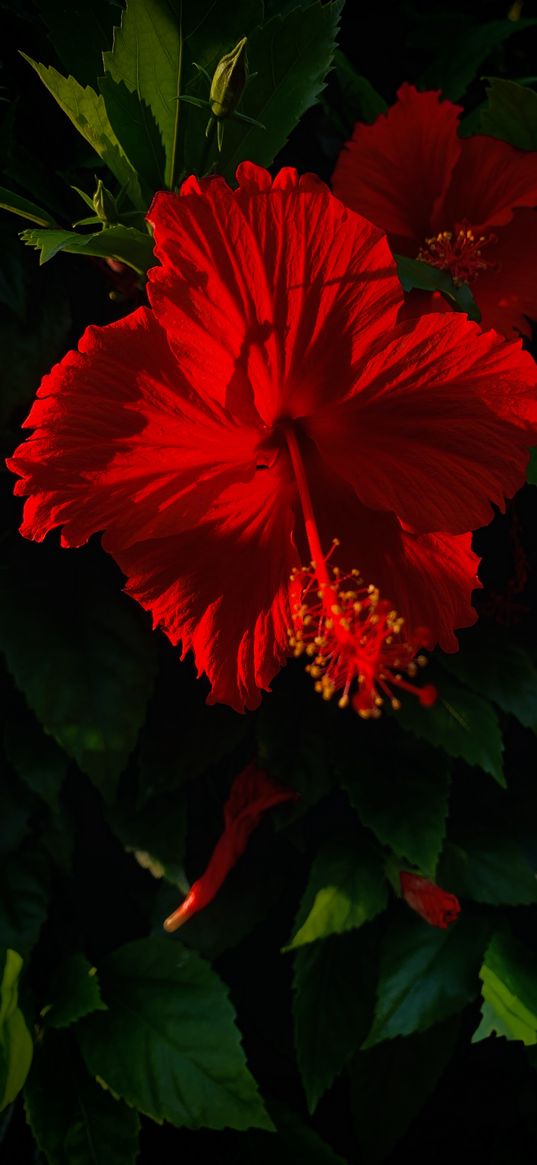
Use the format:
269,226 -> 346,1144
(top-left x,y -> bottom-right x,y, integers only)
1,2 -> 537,1163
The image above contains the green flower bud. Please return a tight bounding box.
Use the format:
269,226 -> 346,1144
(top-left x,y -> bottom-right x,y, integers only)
93,179 -> 118,224
209,37 -> 248,120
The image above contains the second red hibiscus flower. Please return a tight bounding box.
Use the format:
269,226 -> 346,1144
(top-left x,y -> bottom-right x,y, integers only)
332,83 -> 537,338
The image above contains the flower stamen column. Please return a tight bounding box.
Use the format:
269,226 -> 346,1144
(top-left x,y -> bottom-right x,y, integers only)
283,422 -> 436,717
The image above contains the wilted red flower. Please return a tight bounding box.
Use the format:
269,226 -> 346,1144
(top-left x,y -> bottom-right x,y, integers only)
400,871 -> 461,929
332,84 -> 537,338
163,763 -> 297,931
7,164 -> 537,712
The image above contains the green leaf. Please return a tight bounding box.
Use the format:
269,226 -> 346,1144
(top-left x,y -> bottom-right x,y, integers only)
293,929 -> 378,1113
256,680 -> 336,816
43,954 -> 107,1030
438,835 -> 537,906
0,770 -> 34,860
340,732 -> 451,877
418,17 -> 537,100
0,186 -> 56,226
395,255 -> 481,322
0,949 -> 33,1111
21,57 -> 144,208
479,77 -> 537,150
5,708 -> 68,814
0,845 -> 50,957
0,548 -> 157,800
439,628 -> 537,729
528,447 -> 537,486
35,0 -> 117,87
106,788 -> 187,886
364,911 -> 489,1046
77,937 -> 272,1130
332,50 -> 387,126
235,1102 -> 347,1164
24,1028 -> 140,1165
20,224 -> 154,273
397,669 -> 505,786
219,2 -> 342,181
101,0 -> 176,190
474,933 -> 537,1046
286,837 -> 387,950
350,1019 -> 460,1162
98,76 -> 164,199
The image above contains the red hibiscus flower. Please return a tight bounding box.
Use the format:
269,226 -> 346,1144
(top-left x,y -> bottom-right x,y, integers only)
7,164 -> 537,713
163,763 -> 297,932
400,871 -> 461,929
332,83 -> 537,338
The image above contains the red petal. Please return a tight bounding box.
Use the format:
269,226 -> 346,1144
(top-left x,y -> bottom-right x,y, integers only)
307,312 -> 537,535
163,763 -> 297,931
400,872 -> 461,928
470,209 -> 537,338
332,84 -> 462,247
440,134 -> 537,232
379,528 -> 480,652
147,168 -> 401,424
223,761 -> 299,825
112,456 -> 297,712
306,444 -> 480,653
8,309 -> 264,547
8,308 -> 298,712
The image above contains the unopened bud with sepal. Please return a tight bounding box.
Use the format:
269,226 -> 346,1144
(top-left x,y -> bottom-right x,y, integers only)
209,37 -> 249,121
93,179 -> 118,224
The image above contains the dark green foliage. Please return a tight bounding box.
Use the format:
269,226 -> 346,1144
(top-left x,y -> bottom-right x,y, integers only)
349,1019 -> 460,1162
286,836 -> 388,948
339,731 -> 451,877
1,1 -> 537,1161
479,78 -> 537,151
363,911 -> 490,1046
20,224 -> 154,271
0,545 -> 157,799
76,938 -> 272,1129
41,954 -> 107,1030
24,1029 -> 141,1165
473,932 -> 537,1046
293,927 -> 379,1112
397,665 -> 505,786
416,15 -> 537,99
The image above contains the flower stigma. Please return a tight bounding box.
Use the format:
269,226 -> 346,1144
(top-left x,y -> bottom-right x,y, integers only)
417,221 -> 497,286
282,423 -> 436,717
